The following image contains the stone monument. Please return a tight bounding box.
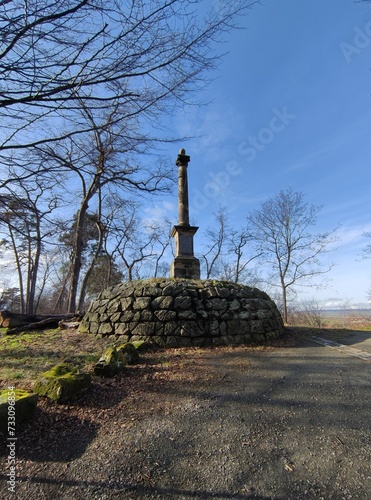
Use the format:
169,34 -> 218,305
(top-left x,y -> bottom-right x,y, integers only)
79,148 -> 285,347
170,149 -> 201,279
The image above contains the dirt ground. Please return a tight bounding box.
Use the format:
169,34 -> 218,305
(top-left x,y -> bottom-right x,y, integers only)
1,329 -> 371,499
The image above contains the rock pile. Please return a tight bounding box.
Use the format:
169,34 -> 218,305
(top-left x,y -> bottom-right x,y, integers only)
80,279 -> 284,348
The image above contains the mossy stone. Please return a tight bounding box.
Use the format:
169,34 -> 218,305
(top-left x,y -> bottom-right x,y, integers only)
33,363 -> 91,403
0,389 -> 38,432
131,340 -> 150,352
116,343 -> 140,365
93,346 -> 125,377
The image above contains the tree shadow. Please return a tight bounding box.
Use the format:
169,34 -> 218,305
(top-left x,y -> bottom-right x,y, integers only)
0,405 -> 99,462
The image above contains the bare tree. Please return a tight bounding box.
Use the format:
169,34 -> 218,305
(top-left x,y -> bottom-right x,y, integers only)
225,227 -> 262,283
0,0 -> 258,161
0,181 -> 58,313
30,103 -> 173,312
0,0 -> 260,310
201,207 -> 261,283
201,207 -> 229,279
144,218 -> 173,278
247,188 -> 337,323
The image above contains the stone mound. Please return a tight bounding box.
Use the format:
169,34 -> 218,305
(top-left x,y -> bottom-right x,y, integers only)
80,279 -> 284,348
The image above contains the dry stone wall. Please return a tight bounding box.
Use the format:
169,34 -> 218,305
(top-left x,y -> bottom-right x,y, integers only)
80,279 -> 284,347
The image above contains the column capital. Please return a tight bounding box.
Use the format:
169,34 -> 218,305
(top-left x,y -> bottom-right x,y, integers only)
176,148 -> 190,166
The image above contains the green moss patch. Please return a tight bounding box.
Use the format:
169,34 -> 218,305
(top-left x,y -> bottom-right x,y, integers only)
0,389 -> 38,432
33,363 -> 91,403
94,343 -> 141,377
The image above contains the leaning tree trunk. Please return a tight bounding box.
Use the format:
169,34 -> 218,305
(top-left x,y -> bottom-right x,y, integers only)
77,220 -> 104,312
67,200 -> 89,313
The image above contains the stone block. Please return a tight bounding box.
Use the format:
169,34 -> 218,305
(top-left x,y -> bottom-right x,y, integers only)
200,287 -> 217,299
239,321 -> 251,335
110,312 -> 121,323
131,340 -> 151,351
197,309 -> 208,319
174,296 -> 192,310
205,299 -> 214,310
252,334 -> 266,343
107,301 -> 122,313
116,343 -> 140,365
98,323 -> 114,335
34,364 -> 91,403
120,310 -> 135,321
164,321 -> 179,336
140,310 -> 154,321
239,311 -> 253,321
0,389 -> 38,432
141,285 -> 162,297
120,297 -> 133,310
154,323 -> 165,336
78,322 -> 89,333
88,322 -> 100,335
134,297 -> 151,309
178,310 -> 197,320
216,287 -> 230,298
180,321 -> 204,337
151,336 -> 166,347
192,337 -> 212,347
250,320 -> 264,334
212,337 -> 226,347
229,299 -> 241,311
162,283 -> 184,296
154,310 -> 177,322
151,296 -> 173,309
226,319 -> 241,335
220,335 -> 241,346
115,323 -> 130,335
132,322 -> 156,336
208,320 -> 220,336
93,347 -> 124,377
166,336 -> 192,348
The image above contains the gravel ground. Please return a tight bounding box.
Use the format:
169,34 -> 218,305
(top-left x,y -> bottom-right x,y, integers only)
1,331 -> 371,499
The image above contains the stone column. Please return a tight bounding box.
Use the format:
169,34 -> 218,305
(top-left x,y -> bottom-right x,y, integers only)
170,149 -> 201,279
177,149 -> 190,226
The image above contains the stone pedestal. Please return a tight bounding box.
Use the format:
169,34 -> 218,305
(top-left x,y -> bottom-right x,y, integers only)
170,225 -> 200,279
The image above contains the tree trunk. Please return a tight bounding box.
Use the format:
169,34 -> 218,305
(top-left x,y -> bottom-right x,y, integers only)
8,227 -> 25,314
77,220 -> 104,311
282,284 -> 288,324
67,200 -> 89,313
26,213 -> 42,314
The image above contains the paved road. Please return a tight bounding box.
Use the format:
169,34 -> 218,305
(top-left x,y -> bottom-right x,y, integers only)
309,329 -> 371,357
1,333 -> 371,499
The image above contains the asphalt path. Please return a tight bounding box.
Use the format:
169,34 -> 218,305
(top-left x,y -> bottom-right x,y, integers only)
1,332 -> 370,499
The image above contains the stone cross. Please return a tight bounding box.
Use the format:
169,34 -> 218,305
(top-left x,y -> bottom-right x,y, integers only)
170,149 -> 200,279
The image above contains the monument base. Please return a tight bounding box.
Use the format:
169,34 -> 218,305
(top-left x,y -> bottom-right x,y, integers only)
170,256 -> 200,279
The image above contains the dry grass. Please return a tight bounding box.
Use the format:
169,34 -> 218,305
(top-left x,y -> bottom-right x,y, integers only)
1,316 -> 370,391
0,328 -> 111,391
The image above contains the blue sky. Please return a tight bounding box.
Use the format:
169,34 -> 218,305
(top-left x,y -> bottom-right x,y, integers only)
152,0 -> 371,307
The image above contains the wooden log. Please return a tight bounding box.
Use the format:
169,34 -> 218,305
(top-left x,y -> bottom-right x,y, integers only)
5,314 -> 81,335
0,310 -> 43,328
